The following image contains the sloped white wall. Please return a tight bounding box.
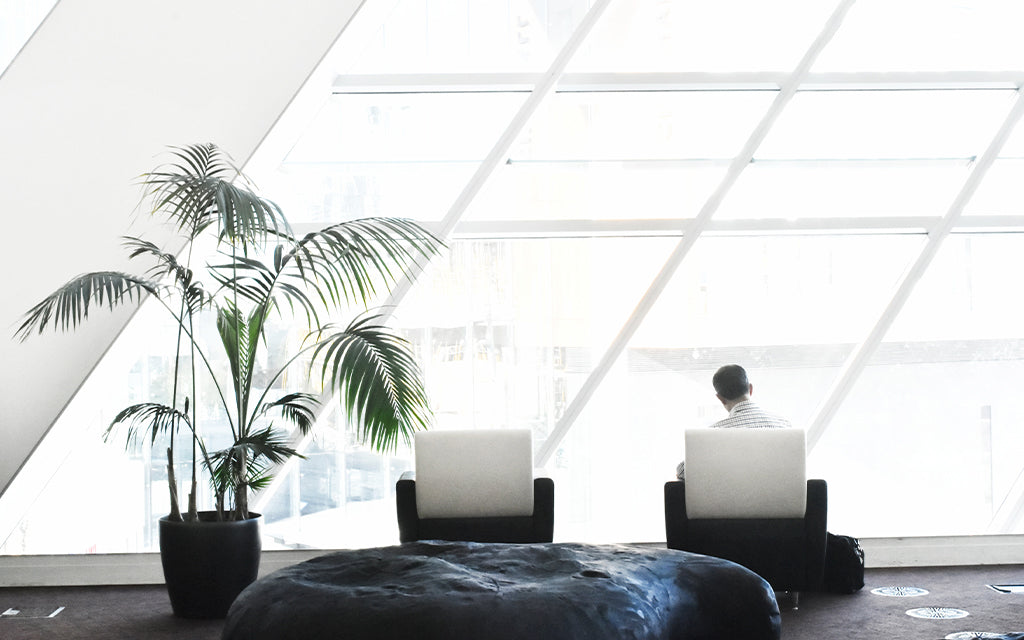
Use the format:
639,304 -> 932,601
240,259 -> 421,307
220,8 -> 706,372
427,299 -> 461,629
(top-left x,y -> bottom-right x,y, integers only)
0,0 -> 365,497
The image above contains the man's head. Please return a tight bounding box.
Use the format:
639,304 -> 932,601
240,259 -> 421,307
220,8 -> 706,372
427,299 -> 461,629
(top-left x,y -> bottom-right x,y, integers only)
712,364 -> 752,406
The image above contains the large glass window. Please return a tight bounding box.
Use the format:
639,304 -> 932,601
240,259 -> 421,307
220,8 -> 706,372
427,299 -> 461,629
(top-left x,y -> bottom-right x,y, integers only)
6,0 -> 1024,555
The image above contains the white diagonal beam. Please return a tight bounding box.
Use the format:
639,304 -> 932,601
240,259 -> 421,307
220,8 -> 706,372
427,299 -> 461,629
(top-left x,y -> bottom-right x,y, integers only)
535,0 -> 858,466
807,88 -> 1024,451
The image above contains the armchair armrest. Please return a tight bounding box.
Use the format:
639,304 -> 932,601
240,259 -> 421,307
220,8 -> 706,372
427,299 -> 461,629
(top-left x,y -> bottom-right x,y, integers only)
805,479 -> 828,590
664,480 -> 689,550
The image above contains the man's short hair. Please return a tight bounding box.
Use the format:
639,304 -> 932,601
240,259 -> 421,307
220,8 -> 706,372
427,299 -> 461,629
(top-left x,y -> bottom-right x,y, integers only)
713,364 -> 750,401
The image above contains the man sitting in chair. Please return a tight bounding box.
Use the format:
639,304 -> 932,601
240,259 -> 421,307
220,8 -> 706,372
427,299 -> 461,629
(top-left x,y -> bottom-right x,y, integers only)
675,364 -> 791,479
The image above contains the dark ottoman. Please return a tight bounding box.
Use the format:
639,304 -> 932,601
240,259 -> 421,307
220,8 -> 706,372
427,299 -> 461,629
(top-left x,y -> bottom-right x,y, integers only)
223,541 -> 780,640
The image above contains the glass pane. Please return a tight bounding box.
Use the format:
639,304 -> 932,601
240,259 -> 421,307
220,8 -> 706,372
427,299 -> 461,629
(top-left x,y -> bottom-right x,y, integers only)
816,235 -> 1024,537
758,90 -> 1015,160
341,0 -> 591,73
997,114 -> 1024,157
569,0 -> 836,72
965,159 -> 1024,216
816,0 -> 1024,72
466,158 -> 725,222
512,91 -> 773,161
263,93 -> 525,224
719,162 -> 968,219
634,235 -> 922,350
966,119 -> 1024,216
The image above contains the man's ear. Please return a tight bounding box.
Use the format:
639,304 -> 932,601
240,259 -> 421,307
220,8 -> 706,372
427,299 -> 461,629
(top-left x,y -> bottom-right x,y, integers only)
716,394 -> 727,407
748,383 -> 754,396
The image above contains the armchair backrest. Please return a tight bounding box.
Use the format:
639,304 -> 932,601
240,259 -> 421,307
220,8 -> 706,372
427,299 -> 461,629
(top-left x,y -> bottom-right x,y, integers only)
414,428 -> 535,519
684,428 -> 807,519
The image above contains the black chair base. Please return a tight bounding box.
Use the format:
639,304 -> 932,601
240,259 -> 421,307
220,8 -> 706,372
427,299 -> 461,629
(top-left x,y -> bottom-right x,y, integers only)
397,476 -> 555,543
665,478 -> 828,592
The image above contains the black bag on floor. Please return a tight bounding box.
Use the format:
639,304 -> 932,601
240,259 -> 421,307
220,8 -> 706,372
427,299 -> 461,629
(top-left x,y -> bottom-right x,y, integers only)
823,533 -> 865,593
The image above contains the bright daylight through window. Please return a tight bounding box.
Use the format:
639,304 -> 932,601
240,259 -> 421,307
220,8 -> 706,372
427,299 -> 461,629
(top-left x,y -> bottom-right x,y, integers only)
5,0 -> 1024,554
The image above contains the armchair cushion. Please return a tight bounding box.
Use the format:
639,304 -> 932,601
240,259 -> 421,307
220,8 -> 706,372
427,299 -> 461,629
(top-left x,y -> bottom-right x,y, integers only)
684,428 -> 807,519
414,429 -> 534,519
396,428 -> 554,544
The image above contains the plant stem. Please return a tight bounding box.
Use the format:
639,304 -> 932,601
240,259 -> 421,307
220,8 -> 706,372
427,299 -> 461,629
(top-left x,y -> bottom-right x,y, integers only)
234,445 -> 249,520
166,447 -> 182,522
188,305 -> 199,522
187,480 -> 197,522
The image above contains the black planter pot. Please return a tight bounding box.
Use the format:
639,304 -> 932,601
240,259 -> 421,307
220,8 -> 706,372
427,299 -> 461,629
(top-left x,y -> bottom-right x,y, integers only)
159,511 -> 262,619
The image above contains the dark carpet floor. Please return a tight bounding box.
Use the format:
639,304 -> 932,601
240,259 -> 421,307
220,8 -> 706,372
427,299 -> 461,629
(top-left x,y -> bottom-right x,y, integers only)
781,564 -> 1024,640
0,564 -> 1021,639
0,584 -> 222,639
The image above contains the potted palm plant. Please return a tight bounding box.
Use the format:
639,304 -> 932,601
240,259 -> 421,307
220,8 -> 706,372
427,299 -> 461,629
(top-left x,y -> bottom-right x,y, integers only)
15,143 -> 444,618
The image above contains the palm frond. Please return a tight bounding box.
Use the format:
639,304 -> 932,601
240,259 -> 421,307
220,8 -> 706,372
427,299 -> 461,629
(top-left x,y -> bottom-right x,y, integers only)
311,313 -> 432,452
208,427 -> 305,492
122,236 -> 210,314
105,402 -> 191,449
123,236 -> 186,279
214,180 -> 289,249
246,473 -> 276,493
210,251 -> 318,326
15,271 -> 158,341
278,218 -> 443,310
257,393 -> 321,436
140,144 -> 291,249
236,426 -> 303,466
216,300 -> 266,425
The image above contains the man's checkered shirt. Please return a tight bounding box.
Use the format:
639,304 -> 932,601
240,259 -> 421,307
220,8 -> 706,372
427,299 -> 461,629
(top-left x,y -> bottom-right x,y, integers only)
710,399 -> 791,429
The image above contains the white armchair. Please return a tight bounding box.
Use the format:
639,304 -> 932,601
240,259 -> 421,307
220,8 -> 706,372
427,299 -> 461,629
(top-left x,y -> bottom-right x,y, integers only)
665,428 -> 827,593
396,429 -> 554,543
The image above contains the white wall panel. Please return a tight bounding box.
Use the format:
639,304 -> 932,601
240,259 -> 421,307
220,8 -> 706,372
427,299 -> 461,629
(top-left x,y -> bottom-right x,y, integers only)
0,0 -> 365,498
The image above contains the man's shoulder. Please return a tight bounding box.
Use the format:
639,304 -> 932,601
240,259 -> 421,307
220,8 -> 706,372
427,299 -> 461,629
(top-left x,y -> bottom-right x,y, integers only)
755,407 -> 792,427
712,404 -> 791,429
